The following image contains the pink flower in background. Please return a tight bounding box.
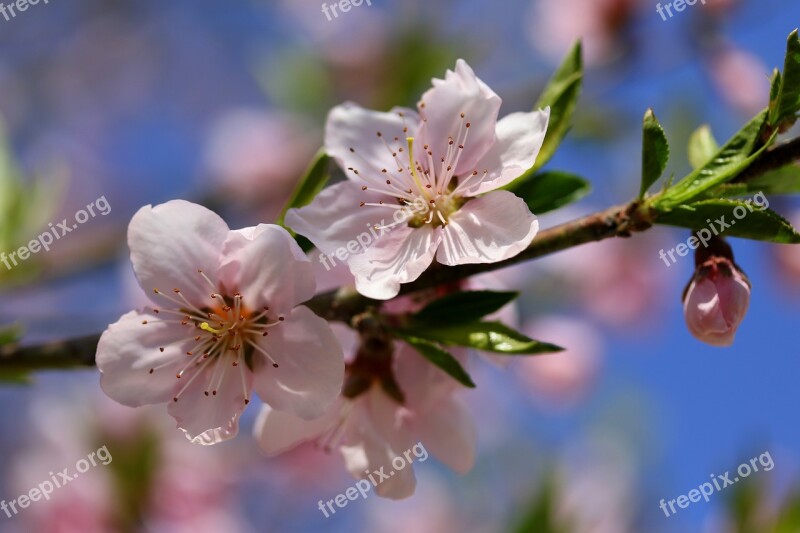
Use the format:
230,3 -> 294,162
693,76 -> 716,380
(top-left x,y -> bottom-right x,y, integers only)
498,226 -> 671,330
204,109 -> 317,221
96,200 -> 344,444
11,396 -> 252,533
286,59 -> 549,299
707,45 -> 769,116
526,0 -> 638,67
683,255 -> 751,347
517,316 -> 603,409
255,343 -> 475,499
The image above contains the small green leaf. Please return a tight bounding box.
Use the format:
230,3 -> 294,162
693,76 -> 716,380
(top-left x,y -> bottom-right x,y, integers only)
640,109 -> 670,197
0,324 -> 21,346
530,41 -> 583,173
277,150 -> 330,226
513,474 -> 569,533
0,369 -> 32,385
654,199 -> 800,243
688,124 -> 719,169
712,164 -> 800,197
769,29 -> 800,127
508,171 -> 591,214
413,290 -> 519,326
405,321 -> 564,355
654,110 -> 770,209
396,333 -> 475,388
769,68 -> 782,110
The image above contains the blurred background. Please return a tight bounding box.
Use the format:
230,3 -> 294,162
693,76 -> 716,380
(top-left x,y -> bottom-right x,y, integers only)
0,0 -> 799,531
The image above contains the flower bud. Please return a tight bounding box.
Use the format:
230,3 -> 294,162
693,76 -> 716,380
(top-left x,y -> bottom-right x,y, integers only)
682,238 -> 750,346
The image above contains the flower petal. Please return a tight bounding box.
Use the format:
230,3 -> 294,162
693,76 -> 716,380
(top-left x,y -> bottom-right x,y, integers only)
437,190 -> 538,266
217,224 -> 315,314
392,343 -> 476,473
683,279 -> 734,346
326,103 -> 421,182
341,389 -> 416,499
285,181 -> 389,257
413,397 -> 476,475
166,357 -> 253,445
717,271 -> 751,326
463,109 -> 550,195
417,59 -> 501,176
253,402 -> 341,456
340,441 -> 417,499
97,310 -> 189,407
128,200 -> 229,306
252,306 -> 344,419
347,224 -> 440,300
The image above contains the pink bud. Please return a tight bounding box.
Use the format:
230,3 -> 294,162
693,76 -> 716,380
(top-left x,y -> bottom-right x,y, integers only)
682,256 -> 750,346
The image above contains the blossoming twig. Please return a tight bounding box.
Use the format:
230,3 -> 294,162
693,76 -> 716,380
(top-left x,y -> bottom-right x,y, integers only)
3,134 -> 800,370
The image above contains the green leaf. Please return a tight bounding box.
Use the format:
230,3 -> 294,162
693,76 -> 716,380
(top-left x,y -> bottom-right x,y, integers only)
654,198 -> 800,243
513,474 -> 569,533
0,324 -> 21,346
0,369 -> 32,385
395,333 -> 475,388
530,41 -> 583,174
404,321 -> 564,355
640,109 -> 670,197
508,170 -> 591,214
277,150 -> 330,226
712,164 -> 800,197
769,68 -> 782,111
688,124 -> 719,169
654,110 -> 770,209
769,29 -> 800,127
413,290 -> 519,326
0,325 -> 29,384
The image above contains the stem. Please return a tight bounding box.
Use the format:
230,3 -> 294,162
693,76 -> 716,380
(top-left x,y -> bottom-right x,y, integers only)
4,135 -> 800,370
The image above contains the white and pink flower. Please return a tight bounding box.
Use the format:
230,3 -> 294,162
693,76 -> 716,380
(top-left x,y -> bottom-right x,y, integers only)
286,59 -> 549,299
96,200 -> 344,445
254,343 -> 475,499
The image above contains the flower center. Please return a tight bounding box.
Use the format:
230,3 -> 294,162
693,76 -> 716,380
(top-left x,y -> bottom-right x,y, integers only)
141,269 -> 285,404
347,110 -> 487,231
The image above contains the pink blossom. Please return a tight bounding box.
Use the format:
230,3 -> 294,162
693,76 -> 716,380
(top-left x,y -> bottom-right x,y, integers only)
96,200 -> 344,444
255,343 -> 475,499
286,59 -> 549,299
204,109 -> 317,221
526,0 -> 638,67
517,316 -> 603,409
707,45 -> 769,116
12,395 -> 252,533
683,255 -> 751,346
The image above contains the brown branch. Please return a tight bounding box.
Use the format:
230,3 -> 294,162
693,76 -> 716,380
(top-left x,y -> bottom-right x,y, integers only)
4,133 -> 800,371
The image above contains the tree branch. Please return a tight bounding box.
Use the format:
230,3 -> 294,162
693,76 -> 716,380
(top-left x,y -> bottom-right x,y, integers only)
4,133 -> 800,371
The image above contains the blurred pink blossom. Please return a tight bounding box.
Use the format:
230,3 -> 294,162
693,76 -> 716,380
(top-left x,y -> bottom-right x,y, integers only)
526,0 -> 639,67
707,45 -> 769,116
517,315 -> 603,409
204,109 -> 318,221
